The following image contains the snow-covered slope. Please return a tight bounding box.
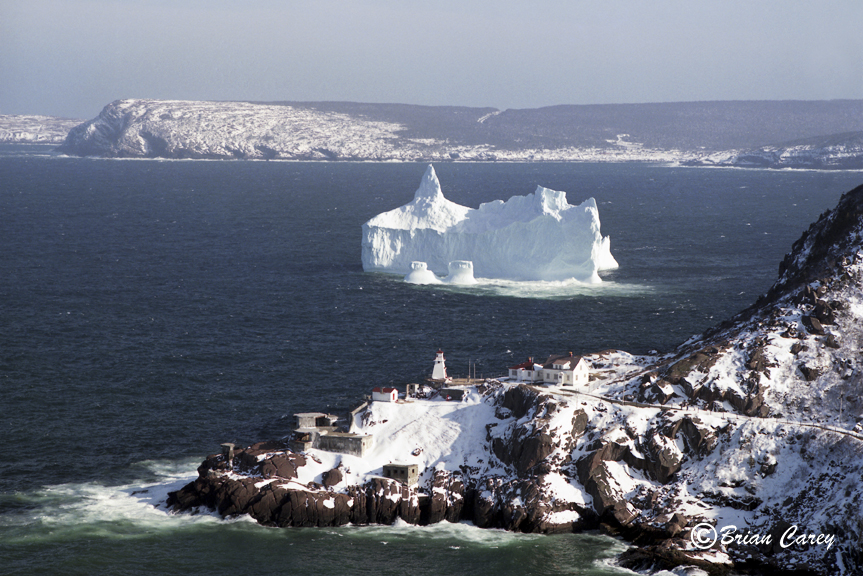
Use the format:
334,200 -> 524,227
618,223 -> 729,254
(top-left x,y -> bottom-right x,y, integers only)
361,165 -> 618,282
0,114 -> 83,143
58,99 -> 410,160
686,131 -> 863,169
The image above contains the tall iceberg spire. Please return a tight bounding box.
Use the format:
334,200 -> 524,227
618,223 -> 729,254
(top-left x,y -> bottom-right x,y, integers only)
414,164 -> 443,201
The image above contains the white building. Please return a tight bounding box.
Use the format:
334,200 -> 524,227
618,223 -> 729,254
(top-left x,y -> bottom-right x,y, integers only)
509,353 -> 589,387
508,358 -> 544,383
431,349 -> 449,381
372,386 -> 398,402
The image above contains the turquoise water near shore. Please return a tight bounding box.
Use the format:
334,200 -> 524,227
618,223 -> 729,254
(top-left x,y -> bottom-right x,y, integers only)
2,147 -> 860,574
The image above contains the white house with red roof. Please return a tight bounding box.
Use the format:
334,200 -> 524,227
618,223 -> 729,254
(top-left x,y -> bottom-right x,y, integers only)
372,386 -> 399,402
508,358 -> 544,383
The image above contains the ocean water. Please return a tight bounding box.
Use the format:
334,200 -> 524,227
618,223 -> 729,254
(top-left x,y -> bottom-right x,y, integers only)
1,144 -> 861,575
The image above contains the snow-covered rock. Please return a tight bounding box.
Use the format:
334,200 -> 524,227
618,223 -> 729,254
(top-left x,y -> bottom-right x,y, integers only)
0,114 -> 83,143
58,99 -> 408,160
362,165 -> 618,282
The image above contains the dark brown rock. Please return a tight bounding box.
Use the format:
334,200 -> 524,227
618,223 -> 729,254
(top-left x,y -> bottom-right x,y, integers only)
500,384 -> 543,418
679,417 -> 718,455
746,346 -> 767,372
347,485 -> 368,525
644,431 -> 684,484
366,477 -> 403,525
800,364 -> 821,381
571,409 -> 589,437
260,453 -> 305,479
813,300 -> 835,325
248,484 -> 289,525
802,315 -> 825,335
217,477 -> 258,516
663,349 -> 721,385
322,467 -> 343,487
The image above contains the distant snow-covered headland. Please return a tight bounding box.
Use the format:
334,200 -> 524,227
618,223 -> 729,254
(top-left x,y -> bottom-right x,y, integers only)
361,165 -> 618,283
0,114 -> 83,144
12,98 -> 856,168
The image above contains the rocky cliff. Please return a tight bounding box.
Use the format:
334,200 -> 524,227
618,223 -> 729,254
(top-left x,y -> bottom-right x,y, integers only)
169,183 -> 863,575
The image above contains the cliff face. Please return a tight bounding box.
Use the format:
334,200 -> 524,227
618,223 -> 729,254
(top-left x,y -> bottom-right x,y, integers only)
57,99 -> 411,160
169,183 -> 863,575
59,99 -> 863,167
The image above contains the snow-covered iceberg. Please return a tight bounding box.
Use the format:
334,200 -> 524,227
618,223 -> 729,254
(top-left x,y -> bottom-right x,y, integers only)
362,165 -> 618,282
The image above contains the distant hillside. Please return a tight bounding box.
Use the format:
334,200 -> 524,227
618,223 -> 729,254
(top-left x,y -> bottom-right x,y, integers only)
57,99 -> 863,167
272,100 -> 863,152
0,114 -> 83,144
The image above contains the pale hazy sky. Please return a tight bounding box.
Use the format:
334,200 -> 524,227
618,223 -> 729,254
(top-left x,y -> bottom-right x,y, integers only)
1,0 -> 861,119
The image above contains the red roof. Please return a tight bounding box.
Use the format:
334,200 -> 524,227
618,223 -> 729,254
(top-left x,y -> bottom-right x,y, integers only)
508,359 -> 536,370
373,387 -> 398,394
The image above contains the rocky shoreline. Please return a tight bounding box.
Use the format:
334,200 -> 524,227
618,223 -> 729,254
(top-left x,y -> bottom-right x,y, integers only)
169,183 -> 863,575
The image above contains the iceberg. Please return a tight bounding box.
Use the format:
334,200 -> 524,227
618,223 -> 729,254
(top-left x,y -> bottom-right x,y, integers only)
362,165 -> 618,282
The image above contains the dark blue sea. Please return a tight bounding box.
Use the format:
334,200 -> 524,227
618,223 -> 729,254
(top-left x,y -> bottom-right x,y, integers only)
1,143 -> 860,575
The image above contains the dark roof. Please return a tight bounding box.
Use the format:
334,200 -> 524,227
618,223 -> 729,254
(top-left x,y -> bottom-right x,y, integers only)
542,352 -> 583,369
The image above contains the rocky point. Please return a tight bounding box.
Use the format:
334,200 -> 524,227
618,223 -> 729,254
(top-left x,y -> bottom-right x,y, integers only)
169,183 -> 863,575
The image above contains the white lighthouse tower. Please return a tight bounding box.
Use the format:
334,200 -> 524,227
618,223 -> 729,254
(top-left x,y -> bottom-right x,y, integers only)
432,349 -> 449,381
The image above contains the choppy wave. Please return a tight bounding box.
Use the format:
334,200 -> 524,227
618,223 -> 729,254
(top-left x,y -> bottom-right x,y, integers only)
336,517 -> 543,546
0,459 -> 211,542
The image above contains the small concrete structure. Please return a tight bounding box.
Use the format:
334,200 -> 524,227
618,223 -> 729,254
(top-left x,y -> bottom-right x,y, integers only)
221,442 -> 235,461
406,383 -> 420,398
295,412 -> 339,429
372,386 -> 398,402
290,410 -> 371,457
289,430 -> 317,453
348,401 -> 369,433
382,463 -> 419,486
440,387 -> 468,401
289,428 -> 372,457
318,432 -> 373,458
